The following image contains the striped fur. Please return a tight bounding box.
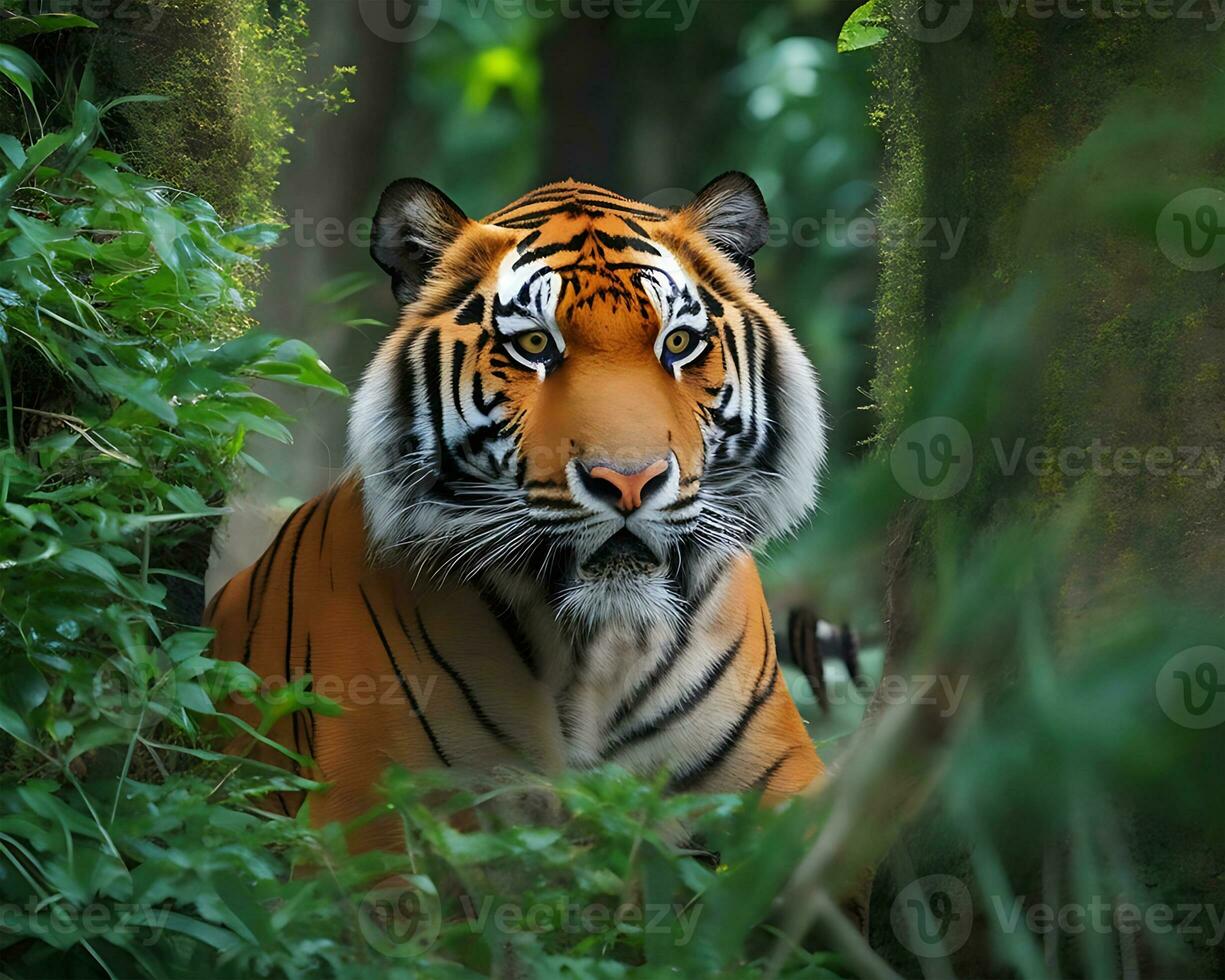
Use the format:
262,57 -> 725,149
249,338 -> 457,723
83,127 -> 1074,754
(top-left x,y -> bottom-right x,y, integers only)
206,175 -> 827,849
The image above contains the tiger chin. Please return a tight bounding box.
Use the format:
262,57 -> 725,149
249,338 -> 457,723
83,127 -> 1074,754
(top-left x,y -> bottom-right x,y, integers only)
206,172 -> 828,852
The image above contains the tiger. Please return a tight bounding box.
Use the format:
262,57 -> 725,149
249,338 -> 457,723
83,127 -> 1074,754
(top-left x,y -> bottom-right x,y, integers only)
204,172 -> 828,852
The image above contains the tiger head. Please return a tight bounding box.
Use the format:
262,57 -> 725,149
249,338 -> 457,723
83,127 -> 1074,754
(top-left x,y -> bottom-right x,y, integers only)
350,174 -> 826,630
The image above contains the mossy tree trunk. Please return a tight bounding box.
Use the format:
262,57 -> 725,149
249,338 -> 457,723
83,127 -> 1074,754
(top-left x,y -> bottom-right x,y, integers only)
13,0 -> 319,621
866,4 -> 1225,976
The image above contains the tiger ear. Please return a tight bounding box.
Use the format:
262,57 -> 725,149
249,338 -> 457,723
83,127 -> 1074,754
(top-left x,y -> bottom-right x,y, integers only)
682,171 -> 770,277
371,178 -> 471,305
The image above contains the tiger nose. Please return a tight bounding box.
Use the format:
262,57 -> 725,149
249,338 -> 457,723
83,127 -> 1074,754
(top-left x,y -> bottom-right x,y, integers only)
580,459 -> 671,513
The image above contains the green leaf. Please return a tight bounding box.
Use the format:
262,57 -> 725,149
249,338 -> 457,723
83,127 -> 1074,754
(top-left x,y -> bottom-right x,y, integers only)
0,132 -> 66,212
0,133 -> 25,168
58,547 -> 122,588
0,13 -> 97,41
247,339 -> 349,396
59,98 -> 101,175
0,43 -> 49,103
89,365 -> 178,425
837,0 -> 887,53
0,701 -> 33,744
97,93 -> 169,116
2,659 -> 49,713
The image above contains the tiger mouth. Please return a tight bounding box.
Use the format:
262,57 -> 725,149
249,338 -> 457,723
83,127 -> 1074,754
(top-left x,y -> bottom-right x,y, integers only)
579,529 -> 662,579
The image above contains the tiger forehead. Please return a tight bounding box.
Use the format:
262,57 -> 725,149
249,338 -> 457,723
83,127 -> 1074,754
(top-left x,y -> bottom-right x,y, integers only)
482,178 -> 671,228
481,194 -> 699,332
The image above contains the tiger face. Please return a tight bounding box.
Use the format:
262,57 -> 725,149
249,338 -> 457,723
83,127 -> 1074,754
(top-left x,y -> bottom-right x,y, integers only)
350,173 -> 826,630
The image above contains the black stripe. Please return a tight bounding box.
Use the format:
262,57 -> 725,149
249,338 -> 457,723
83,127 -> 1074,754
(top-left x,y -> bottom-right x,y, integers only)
698,285 -> 724,318
514,229 -> 542,252
457,421 -> 507,458
283,500 -> 320,769
512,229 -> 589,270
495,216 -> 549,230
302,632 -> 317,759
756,747 -> 796,791
405,606 -> 517,751
493,200 -> 668,228
316,485 -> 340,558
242,503 -> 305,665
477,586 -> 538,679
604,567 -> 724,732
455,293 -> 485,326
283,501 -> 320,681
358,585 -> 451,766
754,321 -> 786,475
740,310 -> 761,453
671,621 -> 778,792
450,339 -> 469,424
594,230 -> 660,255
421,329 -> 459,482
421,276 -> 481,317
245,509 -> 295,620
622,216 -> 654,239
203,575 -> 233,624
602,625 -> 747,757
470,371 -> 507,416
493,192 -> 664,223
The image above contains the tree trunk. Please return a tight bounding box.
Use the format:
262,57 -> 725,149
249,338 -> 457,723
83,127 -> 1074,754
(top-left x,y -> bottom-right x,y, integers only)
865,4 -> 1225,975
58,0 -> 320,619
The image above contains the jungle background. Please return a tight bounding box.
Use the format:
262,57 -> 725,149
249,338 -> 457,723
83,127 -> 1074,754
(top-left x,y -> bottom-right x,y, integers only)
1,0 -> 1223,978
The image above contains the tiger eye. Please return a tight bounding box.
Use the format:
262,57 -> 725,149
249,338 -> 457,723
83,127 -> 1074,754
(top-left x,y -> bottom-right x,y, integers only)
665,329 -> 693,355
517,331 -> 549,355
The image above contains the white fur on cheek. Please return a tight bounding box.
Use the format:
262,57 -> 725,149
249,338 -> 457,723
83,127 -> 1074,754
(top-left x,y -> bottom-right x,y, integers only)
764,322 -> 828,538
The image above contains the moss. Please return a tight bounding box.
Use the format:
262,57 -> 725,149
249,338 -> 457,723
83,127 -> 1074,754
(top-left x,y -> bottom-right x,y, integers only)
870,7 -> 1225,975
87,0 -> 323,225
864,0 -> 924,444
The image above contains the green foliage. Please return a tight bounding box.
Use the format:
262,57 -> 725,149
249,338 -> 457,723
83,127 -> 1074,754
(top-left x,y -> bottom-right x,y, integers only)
86,0 -> 352,227
0,15 -> 355,977
0,16 -> 846,980
837,2 -> 887,53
